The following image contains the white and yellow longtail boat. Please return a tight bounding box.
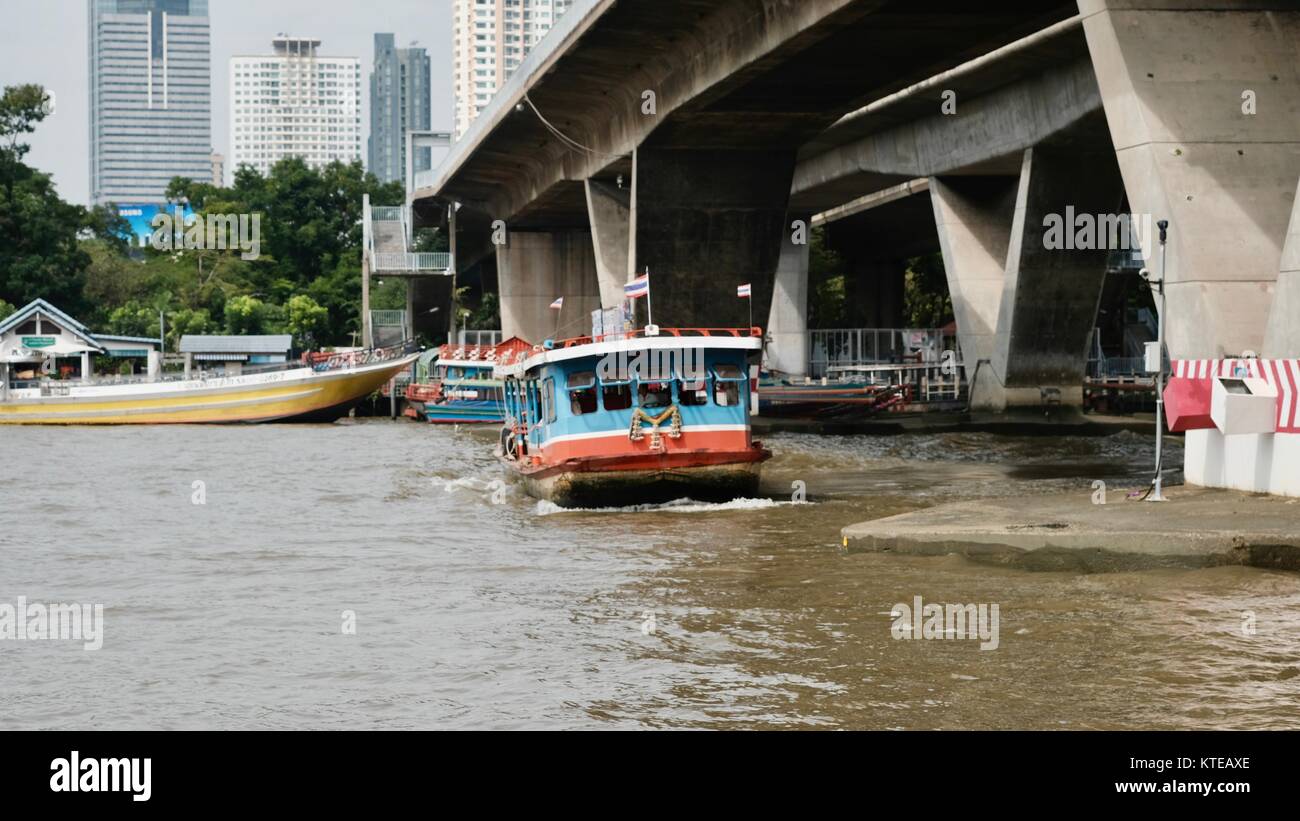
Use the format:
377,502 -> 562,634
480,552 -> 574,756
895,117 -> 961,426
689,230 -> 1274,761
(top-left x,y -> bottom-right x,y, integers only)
0,344 -> 419,425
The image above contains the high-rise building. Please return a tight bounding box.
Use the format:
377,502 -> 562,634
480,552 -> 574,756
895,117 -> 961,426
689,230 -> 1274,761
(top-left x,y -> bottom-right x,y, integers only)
452,0 -> 573,141
368,34 -> 432,185
209,151 -> 223,186
229,36 -> 362,178
88,0 -> 213,206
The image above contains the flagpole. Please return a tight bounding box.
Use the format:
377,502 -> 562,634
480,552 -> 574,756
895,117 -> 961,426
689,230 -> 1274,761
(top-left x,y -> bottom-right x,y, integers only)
644,266 -> 653,328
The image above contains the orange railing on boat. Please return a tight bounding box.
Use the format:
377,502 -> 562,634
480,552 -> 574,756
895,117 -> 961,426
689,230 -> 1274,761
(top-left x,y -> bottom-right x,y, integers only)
554,327 -> 763,349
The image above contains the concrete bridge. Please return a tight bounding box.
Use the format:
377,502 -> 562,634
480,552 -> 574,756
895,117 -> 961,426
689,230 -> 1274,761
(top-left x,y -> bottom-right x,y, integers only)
413,0 -> 1300,409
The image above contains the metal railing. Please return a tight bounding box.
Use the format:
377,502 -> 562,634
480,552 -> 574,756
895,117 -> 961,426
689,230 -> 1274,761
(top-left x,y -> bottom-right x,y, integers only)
413,168 -> 436,191
371,251 -> 453,272
370,206 -> 405,222
808,328 -> 957,378
458,329 -> 502,347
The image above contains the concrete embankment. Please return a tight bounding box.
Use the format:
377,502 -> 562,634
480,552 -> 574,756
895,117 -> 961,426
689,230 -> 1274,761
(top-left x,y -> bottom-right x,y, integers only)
841,486 -> 1300,572
754,408 -> 1157,437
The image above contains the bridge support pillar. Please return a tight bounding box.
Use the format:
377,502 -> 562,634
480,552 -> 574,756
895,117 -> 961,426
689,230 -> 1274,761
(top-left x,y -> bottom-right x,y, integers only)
1081,0 -> 1300,359
930,175 -> 1018,403
1264,179 -> 1300,356
629,147 -> 795,328
932,147 -> 1122,411
496,230 -> 603,343
766,213 -> 810,377
585,178 -> 632,308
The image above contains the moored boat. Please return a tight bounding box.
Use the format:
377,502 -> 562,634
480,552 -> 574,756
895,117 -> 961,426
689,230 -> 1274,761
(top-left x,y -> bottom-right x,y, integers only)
494,328 -> 770,507
406,337 -> 532,423
0,343 -> 420,425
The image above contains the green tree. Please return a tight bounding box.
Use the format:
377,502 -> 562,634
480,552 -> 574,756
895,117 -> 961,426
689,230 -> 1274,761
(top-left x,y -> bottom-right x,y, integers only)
224,294 -> 269,334
0,298 -> 15,321
166,307 -> 218,351
903,253 -> 953,328
285,294 -> 329,350
0,84 -> 90,312
807,226 -> 847,328
107,301 -> 159,338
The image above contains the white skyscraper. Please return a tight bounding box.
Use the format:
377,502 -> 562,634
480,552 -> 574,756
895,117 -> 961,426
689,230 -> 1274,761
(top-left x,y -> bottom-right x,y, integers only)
88,0 -> 213,206
229,36 -> 362,178
452,0 -> 573,141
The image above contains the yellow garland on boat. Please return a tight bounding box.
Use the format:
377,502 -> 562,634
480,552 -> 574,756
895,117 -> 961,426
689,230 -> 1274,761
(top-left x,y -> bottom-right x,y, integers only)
629,405 -> 682,452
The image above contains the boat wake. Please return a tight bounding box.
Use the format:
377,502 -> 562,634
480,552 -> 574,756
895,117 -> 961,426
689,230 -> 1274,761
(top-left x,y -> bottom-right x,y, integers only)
534,496 -> 809,516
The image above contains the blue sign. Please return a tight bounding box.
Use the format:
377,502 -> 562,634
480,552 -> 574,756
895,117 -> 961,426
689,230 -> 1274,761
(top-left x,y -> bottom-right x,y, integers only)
113,203 -> 195,248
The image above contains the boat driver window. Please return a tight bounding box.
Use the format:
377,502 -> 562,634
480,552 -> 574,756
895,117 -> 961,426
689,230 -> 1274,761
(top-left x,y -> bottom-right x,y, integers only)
637,381 -> 672,408
678,379 -> 708,406
602,383 -> 632,411
567,371 -> 597,415
713,364 -> 743,407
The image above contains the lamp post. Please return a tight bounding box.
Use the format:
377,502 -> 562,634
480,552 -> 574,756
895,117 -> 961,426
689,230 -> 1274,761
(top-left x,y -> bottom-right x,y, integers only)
1148,219 -> 1169,502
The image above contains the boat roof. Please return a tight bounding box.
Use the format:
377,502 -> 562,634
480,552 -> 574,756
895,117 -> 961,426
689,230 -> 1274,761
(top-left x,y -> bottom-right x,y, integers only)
495,330 -> 761,378
437,335 -> 532,369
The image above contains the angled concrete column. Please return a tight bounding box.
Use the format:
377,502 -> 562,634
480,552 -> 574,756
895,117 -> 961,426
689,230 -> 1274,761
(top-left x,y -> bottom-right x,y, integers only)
496,230 -> 602,343
584,178 -> 632,308
930,175 -> 1018,391
766,214 -> 810,377
1263,178 -> 1300,356
1080,0 -> 1300,358
988,147 -> 1123,409
629,147 -> 795,328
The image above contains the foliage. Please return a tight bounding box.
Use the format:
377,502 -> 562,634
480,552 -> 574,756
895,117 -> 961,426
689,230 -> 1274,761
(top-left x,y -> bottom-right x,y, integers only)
0,298 -> 14,321
223,295 -> 270,335
807,226 -> 847,328
106,301 -> 160,338
903,253 -> 953,328
285,294 -> 329,349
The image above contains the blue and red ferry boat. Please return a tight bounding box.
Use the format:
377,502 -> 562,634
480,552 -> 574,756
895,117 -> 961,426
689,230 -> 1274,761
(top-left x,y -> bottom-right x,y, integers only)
407,337 -> 532,424
494,327 -> 770,507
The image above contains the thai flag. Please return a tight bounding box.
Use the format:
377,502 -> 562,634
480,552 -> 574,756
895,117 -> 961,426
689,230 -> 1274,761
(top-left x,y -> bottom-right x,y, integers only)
549,296 -> 564,310
624,274 -> 649,299
737,283 -> 751,298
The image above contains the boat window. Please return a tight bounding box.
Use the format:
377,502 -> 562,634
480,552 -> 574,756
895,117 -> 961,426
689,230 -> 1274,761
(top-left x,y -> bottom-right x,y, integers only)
711,365 -> 745,407
543,378 -> 557,423
603,383 -> 632,411
566,371 -> 595,390
567,371 -> 597,415
638,381 -> 672,409
678,379 -> 708,406
713,379 -> 737,406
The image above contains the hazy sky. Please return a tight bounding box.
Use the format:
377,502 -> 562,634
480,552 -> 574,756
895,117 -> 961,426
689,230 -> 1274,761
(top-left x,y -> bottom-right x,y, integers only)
0,0 -> 455,205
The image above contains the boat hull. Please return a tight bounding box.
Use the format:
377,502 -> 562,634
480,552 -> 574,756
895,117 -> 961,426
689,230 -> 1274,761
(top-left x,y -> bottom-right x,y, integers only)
503,448 -> 770,508
0,355 -> 418,425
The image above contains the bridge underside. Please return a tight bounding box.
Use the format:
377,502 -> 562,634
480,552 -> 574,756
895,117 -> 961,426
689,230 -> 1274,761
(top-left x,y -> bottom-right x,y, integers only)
419,0 -> 1300,403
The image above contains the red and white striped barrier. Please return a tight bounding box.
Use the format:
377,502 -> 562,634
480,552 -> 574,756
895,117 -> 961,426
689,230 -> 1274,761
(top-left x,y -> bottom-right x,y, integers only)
1168,358 -> 1300,497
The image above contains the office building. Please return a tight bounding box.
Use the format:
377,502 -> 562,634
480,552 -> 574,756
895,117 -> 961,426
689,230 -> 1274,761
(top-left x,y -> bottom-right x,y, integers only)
88,0 -> 213,205
368,34 -> 432,185
230,36 -> 362,177
452,0 -> 573,140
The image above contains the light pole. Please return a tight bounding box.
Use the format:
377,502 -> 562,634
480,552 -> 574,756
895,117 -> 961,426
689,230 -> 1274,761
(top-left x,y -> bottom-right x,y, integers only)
1148,219 -> 1169,502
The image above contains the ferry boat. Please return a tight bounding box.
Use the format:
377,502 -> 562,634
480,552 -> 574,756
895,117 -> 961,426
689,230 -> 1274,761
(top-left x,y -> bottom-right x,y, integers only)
494,327 -> 770,507
406,337 -> 532,423
0,343 -> 420,425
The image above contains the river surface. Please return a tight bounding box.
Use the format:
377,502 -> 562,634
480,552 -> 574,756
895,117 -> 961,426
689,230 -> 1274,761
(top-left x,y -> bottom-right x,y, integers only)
2,421 -> 1297,729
